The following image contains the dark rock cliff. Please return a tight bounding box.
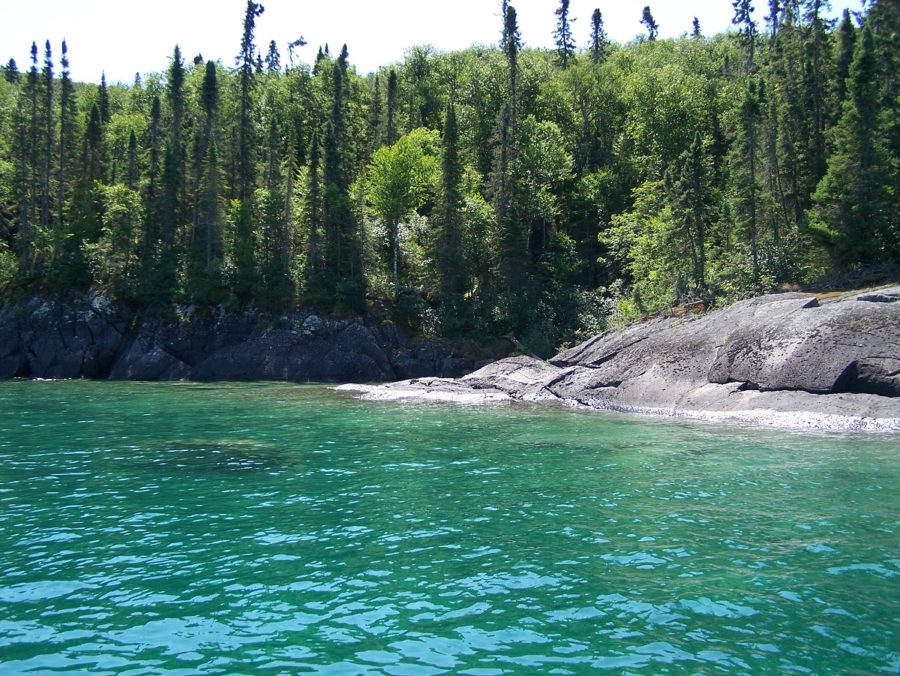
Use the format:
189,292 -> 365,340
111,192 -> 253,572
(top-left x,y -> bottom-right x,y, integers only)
0,294 -> 470,382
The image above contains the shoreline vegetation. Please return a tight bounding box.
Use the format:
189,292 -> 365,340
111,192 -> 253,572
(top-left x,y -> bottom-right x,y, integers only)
0,1 -> 897,430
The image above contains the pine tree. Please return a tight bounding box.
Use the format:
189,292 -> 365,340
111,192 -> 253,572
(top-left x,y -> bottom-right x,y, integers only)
554,0 -> 576,69
692,17 -> 702,38
641,7 -> 659,41
589,9 -> 608,64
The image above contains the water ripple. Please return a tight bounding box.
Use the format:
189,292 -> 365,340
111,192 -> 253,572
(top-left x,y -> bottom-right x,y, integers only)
0,381 -> 897,673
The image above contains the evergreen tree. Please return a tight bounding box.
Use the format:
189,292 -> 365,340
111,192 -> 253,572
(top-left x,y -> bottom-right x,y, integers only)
3,58 -> 18,83
265,39 -> 281,73
162,45 -> 185,246
554,0 -> 576,69
832,9 -> 856,117
810,26 -> 897,266
306,131 -> 322,285
192,60 -> 219,243
767,0 -> 781,38
734,80 -> 762,287
237,0 -> 264,201
692,17 -> 702,38
98,72 -> 110,125
732,0 -> 757,72
39,40 -> 54,231
802,0 -> 829,182
641,6 -> 659,41
436,101 -> 466,310
126,129 -> 139,190
57,41 -> 76,232
232,1 -> 265,301
494,4 -> 527,311
386,69 -> 399,145
144,96 -> 162,247
589,9 -> 608,64
368,73 -> 385,154
677,132 -> 708,292
27,42 -> 39,234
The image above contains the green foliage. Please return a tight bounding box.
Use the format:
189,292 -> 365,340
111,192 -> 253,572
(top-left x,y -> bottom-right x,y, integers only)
1,1 -> 895,350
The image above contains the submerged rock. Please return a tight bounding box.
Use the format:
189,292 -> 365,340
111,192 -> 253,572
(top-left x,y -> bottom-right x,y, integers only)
341,289 -> 900,432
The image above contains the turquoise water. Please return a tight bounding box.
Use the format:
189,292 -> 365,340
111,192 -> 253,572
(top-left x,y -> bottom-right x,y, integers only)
0,381 -> 897,674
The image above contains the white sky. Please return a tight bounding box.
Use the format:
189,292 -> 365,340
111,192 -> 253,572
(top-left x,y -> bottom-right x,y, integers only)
1,0 -> 863,84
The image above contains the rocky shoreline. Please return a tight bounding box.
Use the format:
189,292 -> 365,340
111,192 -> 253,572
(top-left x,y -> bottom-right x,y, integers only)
339,289 -> 900,433
0,294 -> 471,383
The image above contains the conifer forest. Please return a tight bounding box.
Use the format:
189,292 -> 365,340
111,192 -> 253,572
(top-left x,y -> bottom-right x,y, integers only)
0,1 -> 896,355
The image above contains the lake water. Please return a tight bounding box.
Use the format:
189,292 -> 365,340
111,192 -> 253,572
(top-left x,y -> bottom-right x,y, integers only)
0,381 -> 897,674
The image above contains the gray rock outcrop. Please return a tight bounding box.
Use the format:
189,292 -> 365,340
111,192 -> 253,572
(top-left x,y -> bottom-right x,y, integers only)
0,295 -> 470,383
341,289 -> 900,432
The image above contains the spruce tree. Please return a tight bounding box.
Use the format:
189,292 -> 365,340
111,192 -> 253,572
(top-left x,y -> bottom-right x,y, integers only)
237,1 -> 264,201
57,41 -> 76,232
554,0 -> 576,69
832,9 -> 856,117
162,45 -> 185,246
3,58 -> 18,83
98,72 -> 110,125
494,4 -> 527,311
126,129 -> 139,190
811,26 -> 896,267
28,42 -> 39,234
641,7 -> 659,41
732,0 -> 757,72
40,40 -> 54,230
735,80 -> 762,288
145,96 -> 162,247
436,101 -> 466,314
306,131 -> 322,286
386,69 -> 399,145
589,9 -> 608,65
368,73 -> 384,155
265,40 -> 281,73
692,17 -> 702,38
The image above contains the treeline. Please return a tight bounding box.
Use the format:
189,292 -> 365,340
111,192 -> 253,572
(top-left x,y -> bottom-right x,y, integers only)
0,0 -> 896,354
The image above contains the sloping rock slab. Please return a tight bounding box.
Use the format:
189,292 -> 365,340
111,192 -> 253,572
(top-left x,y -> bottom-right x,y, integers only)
341,291 -> 900,433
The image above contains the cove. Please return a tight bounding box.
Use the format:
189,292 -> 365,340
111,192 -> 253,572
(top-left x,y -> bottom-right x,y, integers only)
0,380 -> 897,674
